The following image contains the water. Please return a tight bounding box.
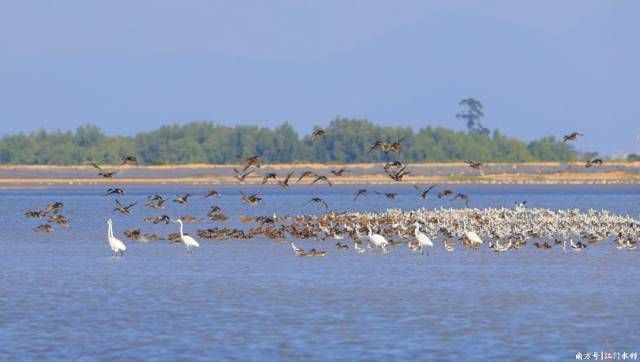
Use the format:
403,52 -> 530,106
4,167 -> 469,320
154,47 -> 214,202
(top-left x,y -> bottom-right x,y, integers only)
1,185 -> 639,361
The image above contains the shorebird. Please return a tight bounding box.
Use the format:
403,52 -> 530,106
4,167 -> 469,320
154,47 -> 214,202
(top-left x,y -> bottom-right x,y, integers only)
563,132 -> 584,142
106,218 -> 127,256
91,163 -> 118,178
114,200 -> 137,215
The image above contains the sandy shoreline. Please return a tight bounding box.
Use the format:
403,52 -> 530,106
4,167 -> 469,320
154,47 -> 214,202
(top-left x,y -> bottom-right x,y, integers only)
0,162 -> 639,186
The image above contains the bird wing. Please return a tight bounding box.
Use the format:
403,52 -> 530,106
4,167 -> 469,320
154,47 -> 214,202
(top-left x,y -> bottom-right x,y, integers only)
91,162 -> 103,171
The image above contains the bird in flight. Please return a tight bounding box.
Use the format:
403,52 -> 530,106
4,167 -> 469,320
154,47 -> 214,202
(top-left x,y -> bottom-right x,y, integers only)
465,160 -> 483,169
451,193 -> 470,207
311,175 -> 333,186
173,194 -> 192,204
311,128 -> 326,141
234,168 -> 255,182
304,197 -> 329,209
114,200 -> 137,215
261,172 -> 277,185
386,165 -> 410,182
240,191 -> 263,206
563,132 -> 584,142
375,191 -> 397,200
383,160 -> 404,170
277,171 -> 295,188
239,155 -> 261,172
296,171 -> 316,183
330,168 -> 349,177
105,188 -> 125,196
437,189 -> 454,199
585,158 -> 604,168
383,137 -> 406,153
414,184 -> 436,199
120,155 -> 138,165
91,163 -> 118,178
353,189 -> 368,201
203,190 -> 221,198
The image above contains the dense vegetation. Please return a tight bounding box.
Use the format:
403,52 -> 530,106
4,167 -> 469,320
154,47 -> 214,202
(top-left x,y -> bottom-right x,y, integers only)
0,118 -> 581,165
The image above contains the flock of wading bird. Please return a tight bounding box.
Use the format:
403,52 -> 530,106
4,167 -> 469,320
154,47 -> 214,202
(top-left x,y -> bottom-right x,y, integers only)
22,131 -> 637,257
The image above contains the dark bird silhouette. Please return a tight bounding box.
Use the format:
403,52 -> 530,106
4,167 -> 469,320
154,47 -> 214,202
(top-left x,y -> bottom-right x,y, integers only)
368,140 -> 386,153
375,191 -> 397,199
353,189 -> 368,201
203,190 -> 221,198
384,137 -> 405,153
311,128 -> 326,141
296,171 -> 316,183
25,210 -> 46,218
331,168 -> 349,177
383,160 -> 405,170
261,172 -> 277,185
304,197 -> 329,209
465,160 -> 483,169
277,170 -> 295,188
43,202 -> 64,215
105,188 -> 125,196
386,165 -> 410,182
240,155 -> 261,172
91,163 -> 118,178
114,200 -> 137,215
563,132 -> 584,142
437,190 -> 454,199
240,191 -> 262,206
34,224 -> 54,233
173,194 -> 192,204
414,184 -> 436,199
234,168 -> 255,182
311,175 -> 333,186
121,156 -> 138,165
451,193 -> 470,206
144,215 -> 171,224
585,158 -> 604,168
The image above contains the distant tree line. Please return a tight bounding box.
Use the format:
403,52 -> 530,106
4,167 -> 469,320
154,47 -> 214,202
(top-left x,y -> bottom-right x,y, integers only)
0,119 -> 580,165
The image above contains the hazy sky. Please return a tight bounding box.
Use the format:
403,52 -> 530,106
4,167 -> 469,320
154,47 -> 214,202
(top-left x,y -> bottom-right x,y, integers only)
1,1 -> 638,155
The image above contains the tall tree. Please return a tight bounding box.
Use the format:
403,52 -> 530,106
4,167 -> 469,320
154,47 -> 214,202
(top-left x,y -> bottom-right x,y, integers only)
456,98 -> 489,135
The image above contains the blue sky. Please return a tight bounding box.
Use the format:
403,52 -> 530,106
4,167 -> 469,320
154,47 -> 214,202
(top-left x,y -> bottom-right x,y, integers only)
1,1 -> 638,156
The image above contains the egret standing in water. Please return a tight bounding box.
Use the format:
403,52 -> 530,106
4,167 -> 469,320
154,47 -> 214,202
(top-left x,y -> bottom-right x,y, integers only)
173,219 -> 200,253
414,222 -> 434,255
106,218 -> 127,257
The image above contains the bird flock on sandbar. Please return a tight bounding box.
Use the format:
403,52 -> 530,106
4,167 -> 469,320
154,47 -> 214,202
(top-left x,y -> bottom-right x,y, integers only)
21,130 -> 638,257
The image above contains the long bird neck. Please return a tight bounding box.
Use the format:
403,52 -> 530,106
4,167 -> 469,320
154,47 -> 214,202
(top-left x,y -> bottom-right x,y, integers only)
179,222 -> 184,237
108,223 -> 113,238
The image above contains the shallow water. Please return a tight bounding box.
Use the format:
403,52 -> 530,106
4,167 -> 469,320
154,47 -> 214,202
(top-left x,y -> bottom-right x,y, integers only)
1,185 -> 639,361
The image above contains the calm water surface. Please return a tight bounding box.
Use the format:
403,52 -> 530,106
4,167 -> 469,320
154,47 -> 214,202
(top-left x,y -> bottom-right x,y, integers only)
1,185 -> 639,361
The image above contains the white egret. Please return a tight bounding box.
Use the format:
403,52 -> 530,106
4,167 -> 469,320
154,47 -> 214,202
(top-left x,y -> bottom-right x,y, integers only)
173,219 -> 200,253
462,220 -> 483,249
367,224 -> 389,251
106,218 -> 127,257
414,222 -> 434,255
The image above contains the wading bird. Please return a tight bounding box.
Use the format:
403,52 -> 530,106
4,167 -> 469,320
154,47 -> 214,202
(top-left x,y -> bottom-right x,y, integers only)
106,218 -> 127,257
173,219 -> 200,253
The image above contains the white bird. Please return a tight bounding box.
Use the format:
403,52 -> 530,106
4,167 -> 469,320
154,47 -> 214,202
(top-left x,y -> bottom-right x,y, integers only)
367,224 -> 389,252
414,223 -> 434,255
291,242 -> 305,256
462,220 -> 483,248
106,218 -> 127,257
173,219 -> 200,253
